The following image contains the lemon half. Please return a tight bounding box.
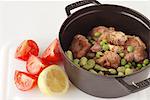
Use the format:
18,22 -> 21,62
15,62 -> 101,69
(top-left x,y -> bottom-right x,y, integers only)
38,65 -> 69,95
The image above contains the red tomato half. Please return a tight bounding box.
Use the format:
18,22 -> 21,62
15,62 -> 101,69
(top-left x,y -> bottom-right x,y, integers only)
26,55 -> 46,76
15,40 -> 39,61
41,38 -> 62,64
14,70 -> 37,91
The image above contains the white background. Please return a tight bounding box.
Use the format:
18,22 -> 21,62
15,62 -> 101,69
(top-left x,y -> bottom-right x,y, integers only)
0,0 -> 150,100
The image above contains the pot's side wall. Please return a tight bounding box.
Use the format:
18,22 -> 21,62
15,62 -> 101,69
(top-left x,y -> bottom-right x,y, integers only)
63,57 -> 130,98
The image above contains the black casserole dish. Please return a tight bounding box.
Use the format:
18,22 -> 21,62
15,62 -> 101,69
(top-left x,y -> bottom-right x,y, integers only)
59,0 -> 150,98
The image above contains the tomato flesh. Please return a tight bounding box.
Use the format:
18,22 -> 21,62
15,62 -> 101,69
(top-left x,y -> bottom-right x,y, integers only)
14,70 -> 37,91
26,55 -> 46,76
15,40 -> 39,61
41,38 -> 62,64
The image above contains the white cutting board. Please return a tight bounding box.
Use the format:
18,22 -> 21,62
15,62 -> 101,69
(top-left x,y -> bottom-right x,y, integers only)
0,1 -> 150,100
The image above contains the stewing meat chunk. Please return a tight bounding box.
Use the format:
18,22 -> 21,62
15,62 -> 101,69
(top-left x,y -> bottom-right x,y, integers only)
96,51 -> 121,69
70,34 -> 91,58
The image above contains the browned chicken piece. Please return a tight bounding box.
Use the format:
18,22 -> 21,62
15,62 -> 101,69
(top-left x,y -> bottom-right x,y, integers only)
125,36 -> 146,49
70,34 -> 91,58
124,53 -> 134,62
134,47 -> 147,62
99,31 -> 127,46
90,26 -> 115,36
90,42 -> 102,52
96,51 -> 121,69
124,36 -> 147,62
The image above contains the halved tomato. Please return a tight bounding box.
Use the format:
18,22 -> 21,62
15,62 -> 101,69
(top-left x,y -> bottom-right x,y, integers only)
41,38 -> 62,64
14,70 -> 37,91
26,55 -> 46,76
15,40 -> 39,61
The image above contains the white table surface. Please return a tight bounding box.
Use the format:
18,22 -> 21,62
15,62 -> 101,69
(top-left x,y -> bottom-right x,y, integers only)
0,1 -> 150,100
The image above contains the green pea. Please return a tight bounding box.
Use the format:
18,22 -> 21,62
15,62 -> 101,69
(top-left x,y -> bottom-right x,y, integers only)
118,72 -> 124,76
128,62 -> 132,67
125,68 -> 133,75
65,50 -> 73,61
98,71 -> 104,75
87,59 -> 95,68
94,32 -> 101,37
73,59 -> 80,67
132,62 -> 136,66
89,69 -> 97,74
121,59 -> 126,66
83,64 -> 93,70
96,51 -> 103,58
108,69 -> 117,74
127,45 -> 134,53
117,67 -> 125,73
119,52 -> 125,58
102,44 -> 110,51
142,63 -> 146,67
100,39 -> 107,46
125,64 -> 131,68
79,57 -> 88,66
143,59 -> 149,65
137,63 -> 142,69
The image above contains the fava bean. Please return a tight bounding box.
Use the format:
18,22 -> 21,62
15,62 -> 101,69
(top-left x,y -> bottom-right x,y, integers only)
73,59 -> 80,67
87,59 -> 95,68
125,68 -> 133,75
79,57 -> 88,66
65,50 -> 73,61
118,72 -> 124,76
117,67 -> 125,73
83,64 -> 93,70
98,71 -> 104,75
89,69 -> 97,74
94,64 -> 108,71
108,69 -> 117,74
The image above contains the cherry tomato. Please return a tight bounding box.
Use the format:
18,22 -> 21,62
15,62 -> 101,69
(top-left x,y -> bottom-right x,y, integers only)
41,38 -> 62,64
26,55 -> 46,76
15,40 -> 39,61
14,70 -> 37,91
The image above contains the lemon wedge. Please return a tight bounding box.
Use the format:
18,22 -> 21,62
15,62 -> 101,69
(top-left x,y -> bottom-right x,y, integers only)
38,65 -> 69,95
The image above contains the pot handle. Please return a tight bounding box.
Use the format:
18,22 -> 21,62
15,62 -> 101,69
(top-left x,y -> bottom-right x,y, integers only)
116,77 -> 150,93
65,0 -> 101,16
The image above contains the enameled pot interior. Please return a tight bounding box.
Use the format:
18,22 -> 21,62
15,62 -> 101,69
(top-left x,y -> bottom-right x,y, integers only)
59,5 -> 150,71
